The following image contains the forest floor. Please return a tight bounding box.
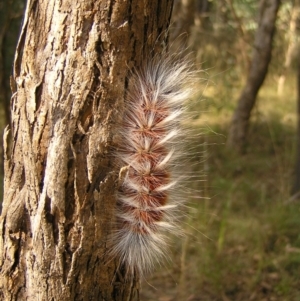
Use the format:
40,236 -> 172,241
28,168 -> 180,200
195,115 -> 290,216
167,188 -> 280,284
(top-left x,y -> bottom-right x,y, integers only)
140,72 -> 300,301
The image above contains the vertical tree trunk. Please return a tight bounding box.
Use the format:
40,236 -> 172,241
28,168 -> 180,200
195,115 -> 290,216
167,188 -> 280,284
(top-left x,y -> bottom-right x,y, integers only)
0,0 -> 174,300
226,0 -> 280,153
277,0 -> 300,95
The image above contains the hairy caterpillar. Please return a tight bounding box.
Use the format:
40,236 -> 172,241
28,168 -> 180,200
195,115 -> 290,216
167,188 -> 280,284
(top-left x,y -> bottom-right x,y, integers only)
111,54 -> 197,276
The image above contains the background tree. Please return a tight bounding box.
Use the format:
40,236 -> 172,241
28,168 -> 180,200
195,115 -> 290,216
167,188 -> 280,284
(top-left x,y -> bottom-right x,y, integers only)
226,0 -> 281,153
277,0 -> 300,95
0,0 -> 174,300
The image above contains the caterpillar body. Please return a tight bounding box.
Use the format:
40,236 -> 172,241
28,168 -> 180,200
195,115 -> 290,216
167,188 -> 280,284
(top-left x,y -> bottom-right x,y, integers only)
111,55 -> 196,276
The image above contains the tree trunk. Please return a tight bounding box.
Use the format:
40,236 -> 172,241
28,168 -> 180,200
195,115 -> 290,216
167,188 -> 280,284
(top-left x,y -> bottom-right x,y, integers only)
226,0 -> 280,153
277,0 -> 300,95
0,0 -> 174,300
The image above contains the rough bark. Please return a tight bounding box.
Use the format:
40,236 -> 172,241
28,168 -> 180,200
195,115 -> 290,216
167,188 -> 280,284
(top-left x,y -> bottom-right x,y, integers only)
0,0 -> 174,300
226,0 -> 281,153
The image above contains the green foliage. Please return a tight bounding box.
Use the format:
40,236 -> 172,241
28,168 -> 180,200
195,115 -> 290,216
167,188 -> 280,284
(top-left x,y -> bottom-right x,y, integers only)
189,0 -> 296,81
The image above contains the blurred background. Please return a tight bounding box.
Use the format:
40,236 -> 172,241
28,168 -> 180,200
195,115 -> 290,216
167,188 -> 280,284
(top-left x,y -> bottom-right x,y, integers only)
142,0 -> 300,300
1,0 -> 300,300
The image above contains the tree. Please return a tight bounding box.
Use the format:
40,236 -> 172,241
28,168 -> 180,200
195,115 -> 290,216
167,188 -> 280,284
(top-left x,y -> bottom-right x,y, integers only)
277,0 -> 300,95
0,0 -> 174,300
227,0 -> 281,153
